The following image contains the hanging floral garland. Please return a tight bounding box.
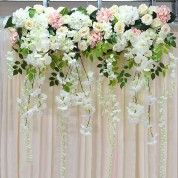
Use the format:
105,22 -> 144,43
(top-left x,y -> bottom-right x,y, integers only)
4,3 -> 177,177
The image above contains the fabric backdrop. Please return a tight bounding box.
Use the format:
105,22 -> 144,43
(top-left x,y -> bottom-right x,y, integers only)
0,19 -> 178,178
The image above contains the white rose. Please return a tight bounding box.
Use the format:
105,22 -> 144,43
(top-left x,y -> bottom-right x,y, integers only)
79,27 -> 89,38
34,4 -> 44,14
86,5 -> 97,15
56,26 -> 68,35
114,21 -> 125,34
25,19 -> 34,30
93,22 -> 103,32
78,40 -> 88,51
141,14 -> 153,25
109,5 -> 119,15
151,18 -> 162,28
45,7 -> 55,15
159,24 -> 170,39
148,6 -> 158,14
139,4 -> 148,15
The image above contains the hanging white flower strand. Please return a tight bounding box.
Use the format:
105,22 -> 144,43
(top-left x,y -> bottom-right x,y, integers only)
18,68 -> 47,161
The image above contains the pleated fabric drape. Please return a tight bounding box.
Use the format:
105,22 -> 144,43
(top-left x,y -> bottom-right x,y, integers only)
0,20 -> 178,178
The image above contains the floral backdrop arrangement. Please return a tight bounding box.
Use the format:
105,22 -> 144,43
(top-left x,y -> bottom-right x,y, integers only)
4,3 -> 177,178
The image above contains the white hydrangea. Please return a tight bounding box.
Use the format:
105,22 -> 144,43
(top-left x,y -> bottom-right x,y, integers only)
118,5 -> 139,26
68,11 -> 92,30
12,8 -> 29,27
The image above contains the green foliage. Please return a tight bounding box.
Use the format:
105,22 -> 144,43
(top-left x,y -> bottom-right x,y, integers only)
90,10 -> 98,21
48,26 -> 56,36
167,12 -> 176,23
28,8 -> 36,18
60,7 -> 69,15
4,16 -> 15,28
77,7 -> 87,14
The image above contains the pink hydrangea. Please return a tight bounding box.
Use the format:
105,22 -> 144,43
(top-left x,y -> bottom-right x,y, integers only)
156,5 -> 171,24
131,27 -> 141,35
96,8 -> 114,23
48,11 -> 64,29
90,31 -> 103,48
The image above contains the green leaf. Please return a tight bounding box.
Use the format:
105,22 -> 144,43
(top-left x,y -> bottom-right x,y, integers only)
90,10 -> 98,21
17,28 -> 22,39
4,16 -> 15,28
97,64 -> 102,68
120,82 -> 125,89
60,72 -> 64,77
163,70 -> 166,77
28,73 -> 33,81
51,72 -> 57,76
18,68 -> 22,74
89,54 -> 94,62
155,70 -> 159,76
48,26 -> 56,36
15,61 -> 20,65
112,16 -> 118,25
55,67 -> 59,72
125,73 -> 131,77
50,81 -> 54,86
13,70 -> 18,75
63,85 -> 70,92
77,7 -> 87,14
59,62 -> 65,68
171,41 -> 176,48
96,50 -> 102,58
52,55 -> 59,62
49,77 -> 55,80
29,8 -> 36,18
21,48 -> 29,57
66,82 -> 72,86
157,66 -> 162,72
55,80 -> 59,86
50,62 -> 55,70
167,12 -> 176,23
160,62 -> 165,68
151,73 -> 155,80
13,65 -> 18,69
60,7 -> 69,15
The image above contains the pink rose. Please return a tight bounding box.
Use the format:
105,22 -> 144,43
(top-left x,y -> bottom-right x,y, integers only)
156,5 -> 171,24
89,31 -> 103,48
96,8 -> 114,23
11,32 -> 19,42
48,11 -> 64,29
131,27 -> 141,35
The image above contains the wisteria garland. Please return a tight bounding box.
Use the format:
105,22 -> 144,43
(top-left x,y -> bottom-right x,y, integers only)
4,3 -> 177,177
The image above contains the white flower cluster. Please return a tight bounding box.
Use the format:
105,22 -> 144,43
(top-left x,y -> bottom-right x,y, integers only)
17,70 -> 47,160
102,54 -> 117,80
56,64 -> 95,135
6,51 -> 15,78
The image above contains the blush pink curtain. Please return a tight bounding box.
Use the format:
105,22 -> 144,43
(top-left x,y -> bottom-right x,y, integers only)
0,20 -> 178,178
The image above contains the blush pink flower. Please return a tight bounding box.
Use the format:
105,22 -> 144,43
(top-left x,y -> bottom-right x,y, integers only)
156,5 -> 171,24
89,31 -> 103,48
131,27 -> 141,35
11,32 -> 19,42
96,8 -> 114,23
48,11 -> 64,29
